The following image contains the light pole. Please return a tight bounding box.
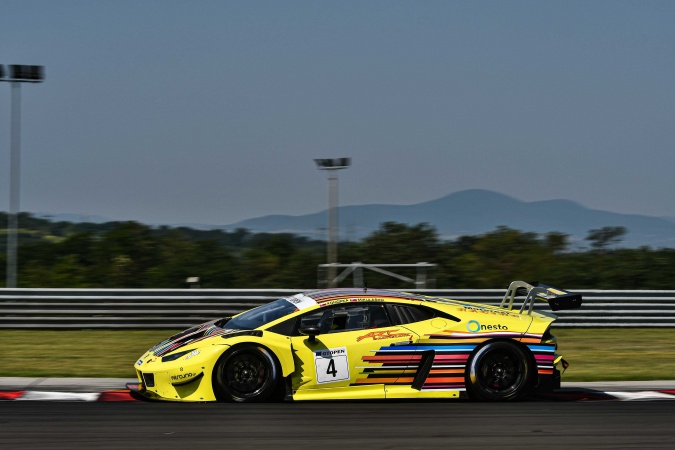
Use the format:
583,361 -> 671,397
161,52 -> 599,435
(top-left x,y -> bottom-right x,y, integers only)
1,64 -> 45,288
314,157 -> 351,287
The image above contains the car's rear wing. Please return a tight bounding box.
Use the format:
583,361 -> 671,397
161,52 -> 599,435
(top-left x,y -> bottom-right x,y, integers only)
499,281 -> 582,315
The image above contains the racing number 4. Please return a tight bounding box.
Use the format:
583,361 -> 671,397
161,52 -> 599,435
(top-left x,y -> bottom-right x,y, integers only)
326,358 -> 338,377
314,347 -> 350,384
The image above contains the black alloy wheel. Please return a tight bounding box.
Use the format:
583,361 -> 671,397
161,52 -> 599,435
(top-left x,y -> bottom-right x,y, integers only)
213,345 -> 279,402
466,341 -> 531,401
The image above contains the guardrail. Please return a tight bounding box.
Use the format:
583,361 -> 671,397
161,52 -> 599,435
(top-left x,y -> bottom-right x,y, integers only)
1,288 -> 674,329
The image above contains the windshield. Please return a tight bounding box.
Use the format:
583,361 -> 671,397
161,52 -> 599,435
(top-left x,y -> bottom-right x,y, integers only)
223,299 -> 299,330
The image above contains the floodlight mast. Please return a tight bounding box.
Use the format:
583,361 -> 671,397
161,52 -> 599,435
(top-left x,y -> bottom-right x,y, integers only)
314,158 -> 351,288
1,65 -> 45,288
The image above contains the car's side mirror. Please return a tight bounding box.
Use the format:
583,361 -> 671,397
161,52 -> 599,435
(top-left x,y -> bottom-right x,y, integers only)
299,326 -> 322,343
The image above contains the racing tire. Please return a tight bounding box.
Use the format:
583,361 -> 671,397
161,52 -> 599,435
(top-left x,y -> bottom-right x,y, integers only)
466,341 -> 531,401
213,345 -> 281,402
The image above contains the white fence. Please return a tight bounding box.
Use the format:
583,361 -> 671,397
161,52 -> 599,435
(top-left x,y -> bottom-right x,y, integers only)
1,288 -> 674,329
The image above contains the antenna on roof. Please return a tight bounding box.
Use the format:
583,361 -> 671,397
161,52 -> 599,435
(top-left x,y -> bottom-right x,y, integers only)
363,284 -> 368,293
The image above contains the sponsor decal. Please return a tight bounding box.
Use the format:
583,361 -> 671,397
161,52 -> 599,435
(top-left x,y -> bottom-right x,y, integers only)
319,299 -> 344,307
314,347 -> 350,384
319,298 -> 386,307
171,372 -> 196,381
466,320 -> 509,333
481,323 -> 508,330
357,329 -> 412,342
466,320 -> 481,332
457,306 -> 517,317
136,359 -> 143,366
287,294 -> 317,310
183,350 -> 200,360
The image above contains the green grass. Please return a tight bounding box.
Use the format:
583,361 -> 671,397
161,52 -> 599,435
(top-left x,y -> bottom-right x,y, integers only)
0,330 -> 179,378
1,328 -> 673,380
553,328 -> 675,381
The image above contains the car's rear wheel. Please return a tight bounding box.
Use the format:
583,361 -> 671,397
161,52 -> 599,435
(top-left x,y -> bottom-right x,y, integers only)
466,341 -> 531,401
213,345 -> 280,402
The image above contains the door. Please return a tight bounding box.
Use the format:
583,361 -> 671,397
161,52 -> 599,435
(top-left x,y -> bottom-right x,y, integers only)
289,303 -> 419,400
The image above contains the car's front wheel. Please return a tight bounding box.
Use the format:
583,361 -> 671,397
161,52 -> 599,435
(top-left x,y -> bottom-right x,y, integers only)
466,341 -> 531,401
212,345 -> 280,402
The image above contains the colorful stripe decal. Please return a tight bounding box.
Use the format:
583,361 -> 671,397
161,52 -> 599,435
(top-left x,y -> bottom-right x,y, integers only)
354,342 -> 475,391
151,321 -> 240,357
353,338 -> 558,391
527,344 -> 557,375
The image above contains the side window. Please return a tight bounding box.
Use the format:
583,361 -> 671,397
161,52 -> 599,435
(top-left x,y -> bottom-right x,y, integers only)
266,316 -> 296,336
296,304 -> 391,335
269,303 -> 459,336
385,304 -> 458,325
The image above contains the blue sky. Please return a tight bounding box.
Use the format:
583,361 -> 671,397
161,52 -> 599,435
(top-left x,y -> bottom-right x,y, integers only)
1,1 -> 674,226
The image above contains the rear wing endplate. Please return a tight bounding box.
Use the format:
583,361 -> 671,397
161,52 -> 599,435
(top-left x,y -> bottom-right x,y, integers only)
499,281 -> 582,315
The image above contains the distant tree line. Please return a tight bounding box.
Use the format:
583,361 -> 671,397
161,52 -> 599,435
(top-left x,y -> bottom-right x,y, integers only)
0,213 -> 674,289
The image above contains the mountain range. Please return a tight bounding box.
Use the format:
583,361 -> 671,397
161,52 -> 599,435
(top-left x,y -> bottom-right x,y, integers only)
35,189 -> 675,249
225,189 -> 675,249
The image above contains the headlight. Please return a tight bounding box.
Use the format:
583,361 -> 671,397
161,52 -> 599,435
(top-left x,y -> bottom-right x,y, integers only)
162,348 -> 197,362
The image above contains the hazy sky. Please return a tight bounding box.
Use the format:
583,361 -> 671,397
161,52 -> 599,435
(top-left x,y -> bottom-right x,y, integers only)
1,1 -> 674,226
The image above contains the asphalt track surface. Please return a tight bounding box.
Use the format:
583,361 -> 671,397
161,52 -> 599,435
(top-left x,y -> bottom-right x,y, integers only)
2,379 -> 675,449
4,399 -> 675,449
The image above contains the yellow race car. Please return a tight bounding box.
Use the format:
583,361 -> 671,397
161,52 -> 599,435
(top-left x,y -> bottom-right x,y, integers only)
128,281 -> 581,402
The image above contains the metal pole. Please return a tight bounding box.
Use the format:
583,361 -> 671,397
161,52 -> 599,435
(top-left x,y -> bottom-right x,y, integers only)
1,65 -> 44,288
7,82 -> 21,288
327,169 -> 338,287
314,157 -> 350,288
